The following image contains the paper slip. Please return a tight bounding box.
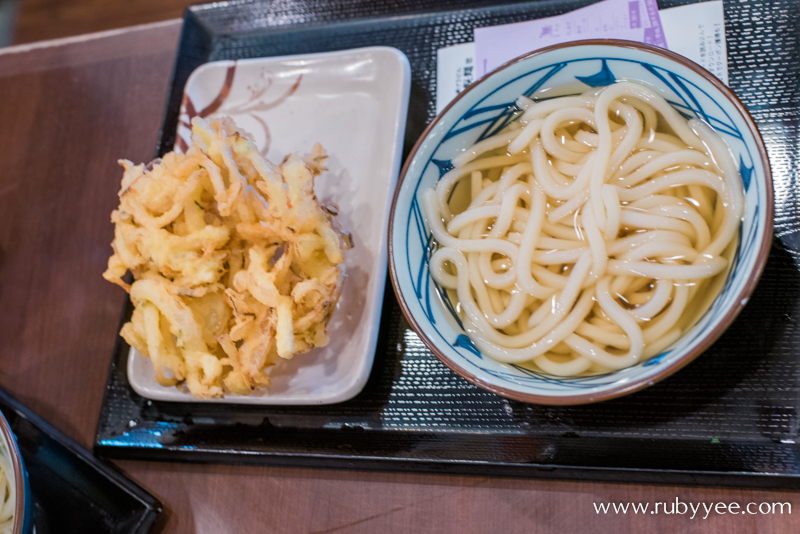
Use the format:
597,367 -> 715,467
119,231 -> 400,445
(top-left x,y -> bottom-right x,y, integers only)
436,0 -> 728,113
659,0 -> 728,84
474,0 -> 666,78
435,43 -> 479,115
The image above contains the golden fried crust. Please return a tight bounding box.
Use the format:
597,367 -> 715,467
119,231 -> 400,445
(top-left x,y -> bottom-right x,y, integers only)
104,117 -> 347,398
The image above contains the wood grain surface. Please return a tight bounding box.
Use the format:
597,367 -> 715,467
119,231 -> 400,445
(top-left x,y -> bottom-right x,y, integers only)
0,20 -> 797,534
13,0 -> 195,44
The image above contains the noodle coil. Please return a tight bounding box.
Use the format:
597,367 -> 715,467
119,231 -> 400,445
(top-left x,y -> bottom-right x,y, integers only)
424,81 -> 743,375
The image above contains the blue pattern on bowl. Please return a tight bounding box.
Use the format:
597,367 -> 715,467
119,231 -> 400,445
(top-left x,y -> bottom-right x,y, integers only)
392,43 -> 771,401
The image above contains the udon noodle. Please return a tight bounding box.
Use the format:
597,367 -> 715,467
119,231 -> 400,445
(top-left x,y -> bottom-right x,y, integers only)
0,444 -> 14,533
424,81 -> 743,376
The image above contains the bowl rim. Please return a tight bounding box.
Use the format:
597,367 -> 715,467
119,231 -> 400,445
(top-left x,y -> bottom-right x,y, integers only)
0,411 -> 26,533
388,38 -> 775,405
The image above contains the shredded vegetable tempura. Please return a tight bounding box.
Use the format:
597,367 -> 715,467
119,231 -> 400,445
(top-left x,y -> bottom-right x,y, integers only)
104,117 -> 349,398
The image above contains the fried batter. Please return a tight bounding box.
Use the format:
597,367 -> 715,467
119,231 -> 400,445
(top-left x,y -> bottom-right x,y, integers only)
104,117 -> 348,399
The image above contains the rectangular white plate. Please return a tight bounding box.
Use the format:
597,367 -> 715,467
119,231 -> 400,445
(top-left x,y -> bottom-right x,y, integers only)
127,46 -> 411,404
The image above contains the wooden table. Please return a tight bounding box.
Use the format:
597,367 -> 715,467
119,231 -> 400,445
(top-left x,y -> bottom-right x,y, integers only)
0,20 -> 796,534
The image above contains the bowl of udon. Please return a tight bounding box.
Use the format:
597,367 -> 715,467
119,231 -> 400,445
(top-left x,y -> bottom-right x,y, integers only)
389,40 -> 773,404
0,411 -> 30,534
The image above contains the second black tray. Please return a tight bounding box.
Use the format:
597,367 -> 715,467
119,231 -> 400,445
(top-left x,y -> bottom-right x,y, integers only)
95,0 -> 800,489
0,388 -> 162,533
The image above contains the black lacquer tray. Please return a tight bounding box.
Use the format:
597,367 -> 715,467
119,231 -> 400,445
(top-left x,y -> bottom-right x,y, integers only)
0,389 -> 162,533
95,0 -> 800,488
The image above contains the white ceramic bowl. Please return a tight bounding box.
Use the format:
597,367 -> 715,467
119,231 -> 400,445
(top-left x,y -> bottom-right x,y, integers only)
389,40 -> 773,405
0,412 -> 30,533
